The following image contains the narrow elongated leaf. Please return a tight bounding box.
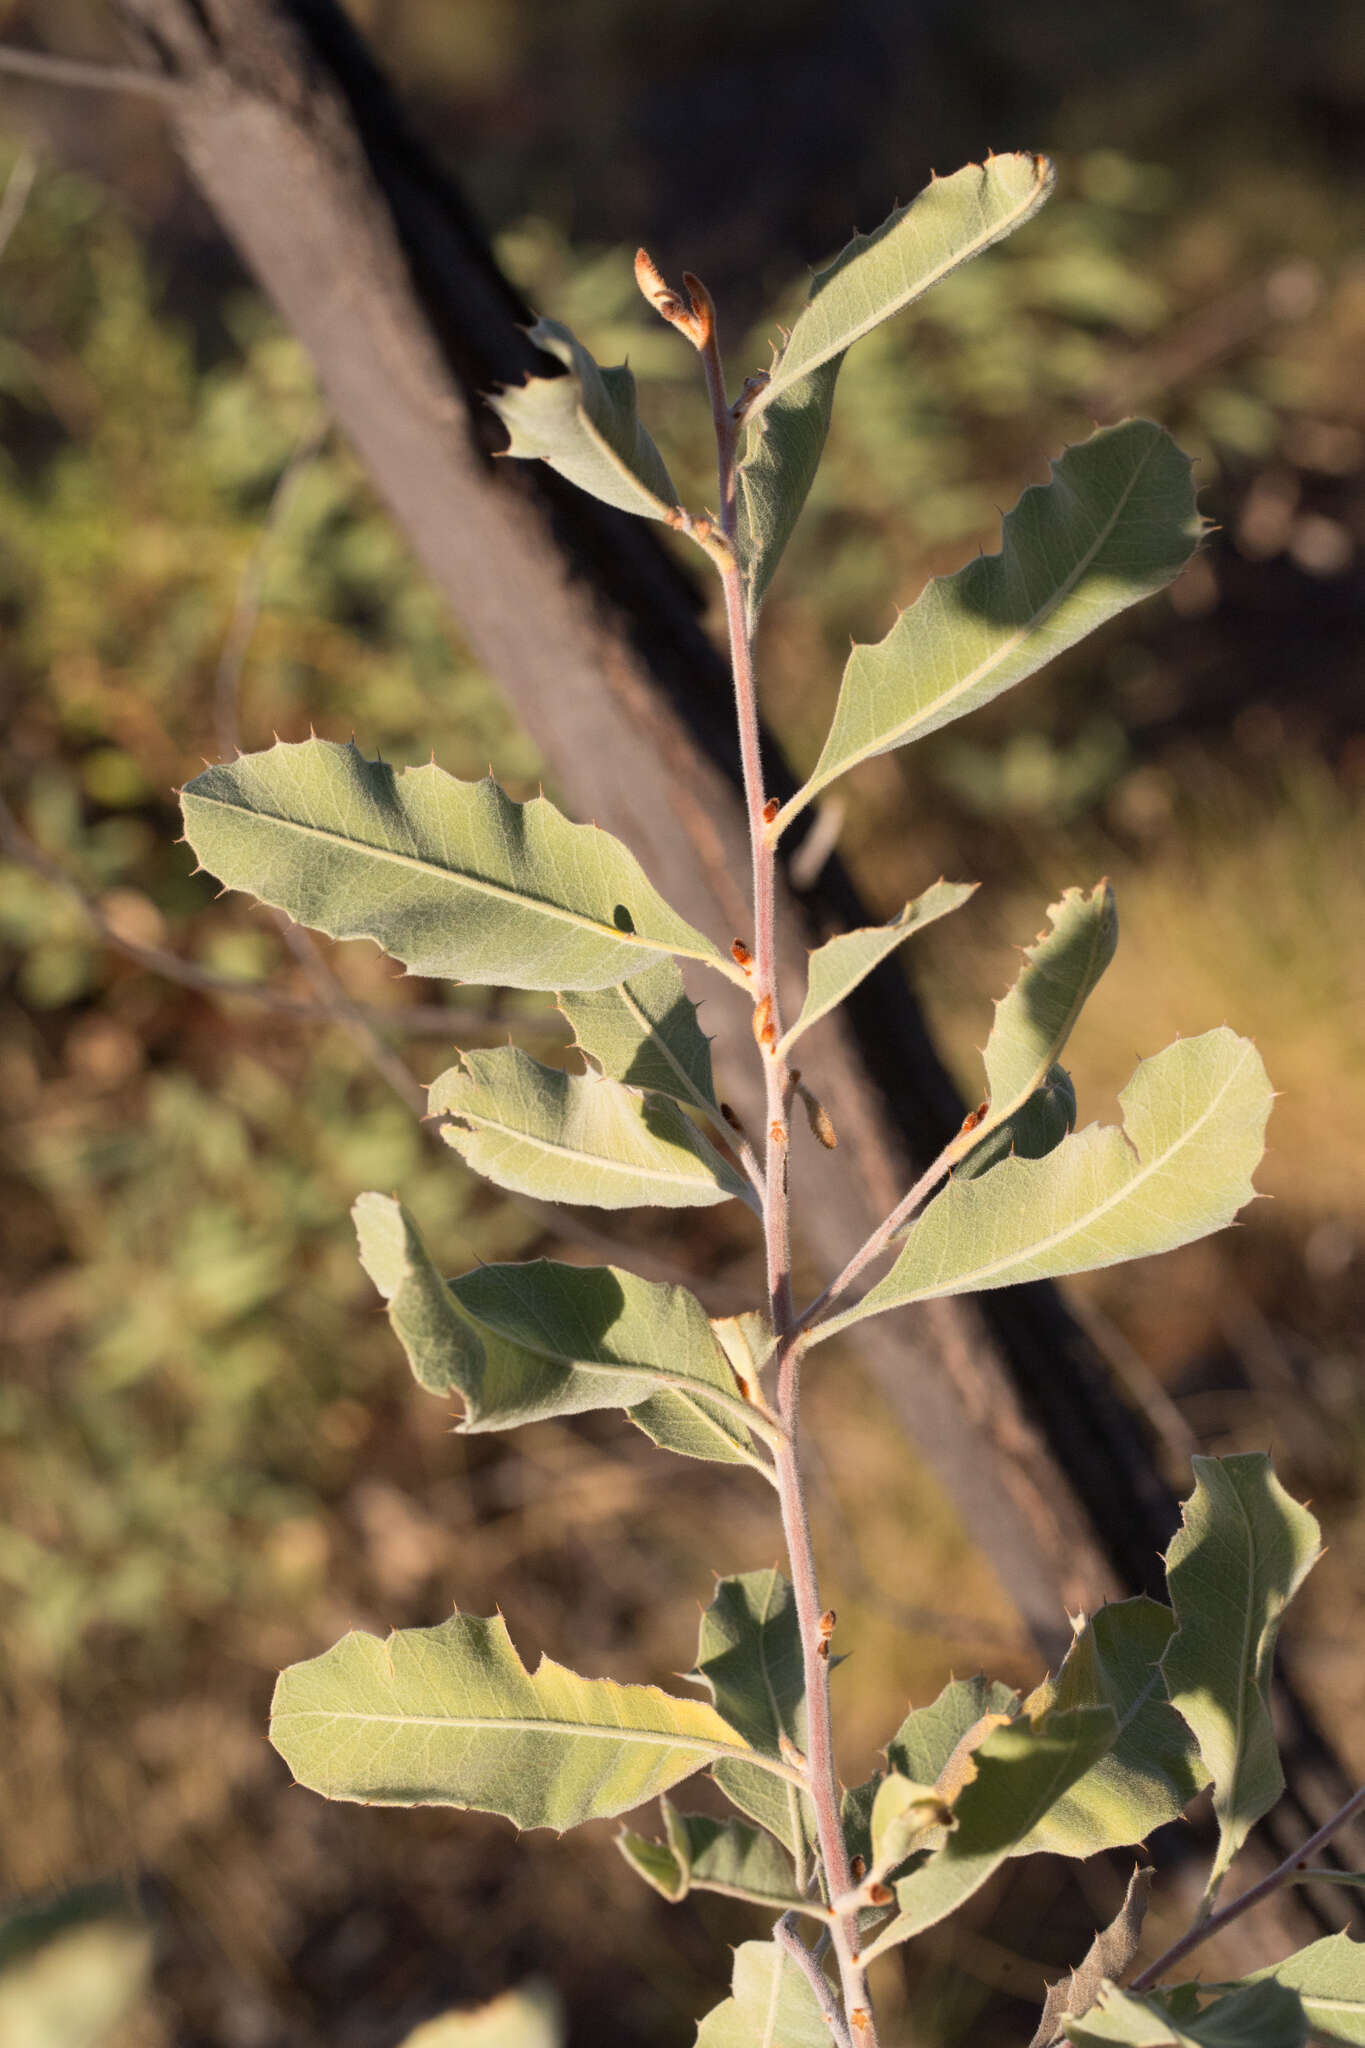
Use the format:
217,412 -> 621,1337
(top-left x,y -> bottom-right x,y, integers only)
777,879 -> 977,1055
692,1571 -> 814,1858
694,1940 -> 830,2048
1160,1454 -> 1322,1894
779,421 -> 1201,830
398,1985 -> 563,2048
1013,1599 -> 1207,1858
736,154 -> 1055,622
1064,1981 -> 1306,2048
956,1065 -> 1076,1183
490,317 -> 677,520
430,1048 -> 752,1210
558,959 -> 719,1114
181,739 -> 734,993
352,1194 -> 767,1468
1029,1867 -> 1153,2048
618,1797 -> 806,1913
269,1611 -> 791,1830
865,1706 -> 1117,1959
1243,1933 -> 1365,2044
818,1030 -> 1272,1343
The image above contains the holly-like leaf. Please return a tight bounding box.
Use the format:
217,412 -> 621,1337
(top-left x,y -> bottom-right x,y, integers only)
558,958 -> 719,1114
736,155 -> 1055,622
269,1611 -> 793,1830
692,1571 -> 814,1859
617,1797 -> 806,1914
430,1048 -> 753,1210
1063,1980 -> 1306,2047
1029,1867 -> 1153,2048
777,880 -> 977,1055
180,739 -> 735,993
777,422 -> 1201,831
1013,1599 -> 1207,1859
694,1939 -> 831,2048
817,1031 -> 1272,1343
490,317 -> 677,520
397,1984 -> 563,2048
1241,1932 -> 1365,2045
352,1194 -> 771,1469
863,1706 -> 1117,1960
887,1675 -> 1020,1787
1161,1454 -> 1322,1897
982,884 -> 1117,1127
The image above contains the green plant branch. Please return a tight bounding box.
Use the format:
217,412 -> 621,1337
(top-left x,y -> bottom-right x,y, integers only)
775,1912 -> 854,2048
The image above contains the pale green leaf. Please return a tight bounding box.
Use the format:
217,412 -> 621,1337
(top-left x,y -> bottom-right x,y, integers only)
559,958 -> 719,1114
983,883 -> 1117,1126
887,1674 -> 1020,1787
1160,1454 -> 1322,1895
956,1065 -> 1077,1183
864,1706 -> 1117,1960
778,421 -> 1201,830
1243,1932 -> 1365,2045
777,880 -> 977,1055
1014,1599 -> 1207,1858
430,1048 -> 753,1211
736,154 -> 1055,621
269,1610 -> 794,1830
1029,1867 -> 1153,2048
818,1030 -> 1272,1343
490,317 -> 677,520
1064,1980 -> 1306,2048
180,739 -> 735,994
352,1194 -> 769,1468
0,1887 -> 152,2048
397,1984 -> 563,2048
692,1571 -> 814,1859
870,1772 -> 952,1876
618,1796 -> 806,1913
694,1939 -> 831,2048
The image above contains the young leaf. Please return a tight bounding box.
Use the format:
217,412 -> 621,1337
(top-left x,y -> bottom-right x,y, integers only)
816,1030 -> 1272,1343
489,317 -> 677,521
269,1611 -> 795,1829
955,1065 -> 1076,1183
777,879 -> 977,1055
777,421 -> 1201,831
618,1797 -> 807,1914
1241,1932 -> 1365,2045
558,958 -> 719,1114
429,1048 -> 753,1210
1029,1866 -> 1153,2048
864,1705 -> 1117,1960
352,1194 -> 771,1468
694,1939 -> 831,2048
397,1984 -> 563,2048
180,738 -> 737,993
692,1570 -> 813,1859
1012,1598 -> 1207,1859
869,1772 -> 953,1877
736,154 -> 1056,621
1160,1454 -> 1322,1896
1063,1980 -> 1306,2047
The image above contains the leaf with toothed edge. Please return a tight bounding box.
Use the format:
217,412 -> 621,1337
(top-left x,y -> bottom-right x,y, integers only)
1062,1978 -> 1307,2047
489,316 -> 677,521
617,1796 -> 807,1913
692,1571 -> 815,1861
180,737 -> 737,994
777,879 -> 978,1055
1029,1866 -> 1153,2048
558,958 -> 720,1114
694,1940 -> 831,2048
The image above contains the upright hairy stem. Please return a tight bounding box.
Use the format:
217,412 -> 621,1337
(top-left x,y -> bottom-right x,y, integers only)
699,312 -> 880,2044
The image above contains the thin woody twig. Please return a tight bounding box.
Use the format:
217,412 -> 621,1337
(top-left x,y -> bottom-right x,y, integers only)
775,1914 -> 853,2048
0,41 -> 185,100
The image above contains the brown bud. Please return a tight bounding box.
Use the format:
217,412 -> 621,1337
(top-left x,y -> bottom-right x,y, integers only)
634,246 -> 684,322
731,938 -> 753,970
797,1080 -> 838,1150
769,1120 -> 786,1147
681,271 -> 715,348
816,1638 -> 829,1660
761,795 -> 780,824
819,1609 -> 836,1639
851,2010 -> 873,2035
961,1099 -> 989,1134
866,1882 -> 893,1907
720,1101 -> 744,1132
850,1854 -> 866,1883
752,994 -> 777,1051
733,1373 -> 752,1402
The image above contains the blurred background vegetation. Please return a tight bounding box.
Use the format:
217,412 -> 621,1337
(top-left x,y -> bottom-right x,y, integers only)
0,1 -> 1363,2042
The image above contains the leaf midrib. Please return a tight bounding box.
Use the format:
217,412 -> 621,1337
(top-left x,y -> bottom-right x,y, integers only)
446,1099 -> 736,1192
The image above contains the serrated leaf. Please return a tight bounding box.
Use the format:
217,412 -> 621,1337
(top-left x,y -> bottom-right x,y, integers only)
430,1048 -> 752,1210
695,1939 -> 831,2048
887,1675 -> 1021,1786
269,1610 -> 793,1830
180,738 -> 733,993
984,883 -> 1118,1125
1064,1980 -> 1306,2048
818,1030 -> 1272,1343
558,958 -> 719,1114
397,1984 -> 563,2048
779,421 -> 1200,829
353,1194 -> 768,1468
1029,1867 -> 1153,2048
1014,1599 -> 1207,1859
1242,1932 -> 1365,2044
490,317 -> 677,520
736,155 -> 1055,621
693,1571 -> 814,1859
956,1065 -> 1077,1183
866,1705 -> 1117,1958
1160,1454 -> 1322,1895
777,879 -> 977,1055
618,1797 -> 806,1913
